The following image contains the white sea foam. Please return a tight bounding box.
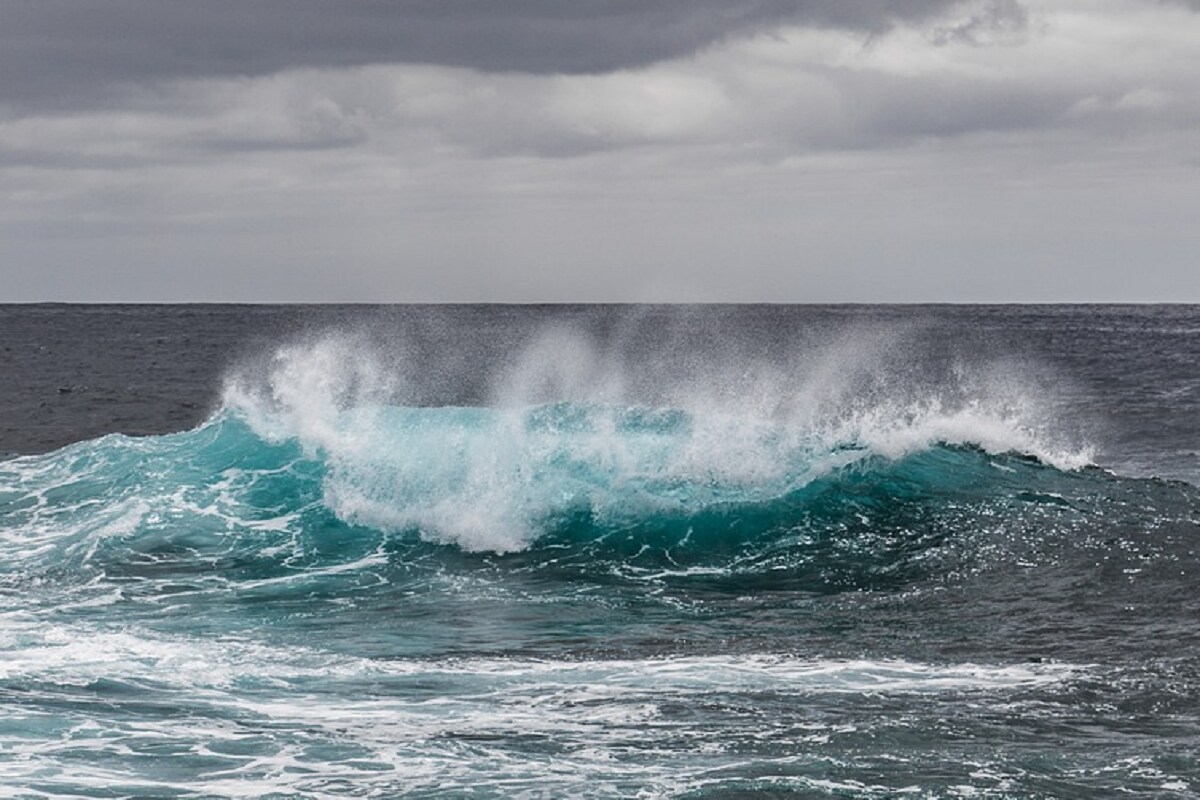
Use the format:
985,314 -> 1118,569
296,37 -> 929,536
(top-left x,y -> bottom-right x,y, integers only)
0,621 -> 1089,797
220,321 -> 1094,553
0,621 -> 1083,693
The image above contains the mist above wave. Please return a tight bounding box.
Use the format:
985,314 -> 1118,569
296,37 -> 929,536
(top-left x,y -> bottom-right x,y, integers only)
218,317 -> 1093,552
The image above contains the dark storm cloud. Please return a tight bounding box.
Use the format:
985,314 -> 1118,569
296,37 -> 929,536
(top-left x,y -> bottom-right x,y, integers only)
1,0 -> 965,110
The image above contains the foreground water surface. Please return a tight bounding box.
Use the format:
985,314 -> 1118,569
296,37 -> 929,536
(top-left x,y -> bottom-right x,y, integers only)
1,305 -> 1197,797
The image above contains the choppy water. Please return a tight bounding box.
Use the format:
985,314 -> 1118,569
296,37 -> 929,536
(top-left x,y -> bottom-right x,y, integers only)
1,305 -> 1198,798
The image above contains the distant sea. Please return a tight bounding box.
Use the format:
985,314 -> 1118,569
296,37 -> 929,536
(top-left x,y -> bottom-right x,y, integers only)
1,304 -> 1197,797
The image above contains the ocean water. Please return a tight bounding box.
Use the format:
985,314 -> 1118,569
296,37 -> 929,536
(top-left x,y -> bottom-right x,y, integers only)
0,304 -> 1197,798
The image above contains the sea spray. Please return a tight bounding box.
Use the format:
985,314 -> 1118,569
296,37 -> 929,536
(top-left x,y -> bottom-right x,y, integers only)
216,319 -> 1093,551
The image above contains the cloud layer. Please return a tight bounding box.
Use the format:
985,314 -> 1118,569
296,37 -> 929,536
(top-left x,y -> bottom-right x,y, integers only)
1,0 -> 974,109
1,0 -> 1198,301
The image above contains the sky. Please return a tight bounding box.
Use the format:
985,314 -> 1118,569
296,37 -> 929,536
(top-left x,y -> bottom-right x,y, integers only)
1,0 -> 1198,302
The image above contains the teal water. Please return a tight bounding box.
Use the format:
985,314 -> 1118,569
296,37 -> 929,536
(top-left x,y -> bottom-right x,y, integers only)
3,403 -> 1199,796
1,306 -> 1199,797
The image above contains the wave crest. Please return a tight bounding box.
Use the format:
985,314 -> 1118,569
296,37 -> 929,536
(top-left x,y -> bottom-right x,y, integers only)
215,327 -> 1093,552
0,325 -> 1100,570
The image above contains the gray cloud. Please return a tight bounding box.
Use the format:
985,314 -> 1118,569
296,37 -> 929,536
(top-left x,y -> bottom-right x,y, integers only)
5,0 -> 1198,169
2,0 -> 1199,303
929,0 -> 1028,45
0,0 -> 968,111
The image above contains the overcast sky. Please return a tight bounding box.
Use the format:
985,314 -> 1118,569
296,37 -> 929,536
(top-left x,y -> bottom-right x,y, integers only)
2,0 -> 1198,301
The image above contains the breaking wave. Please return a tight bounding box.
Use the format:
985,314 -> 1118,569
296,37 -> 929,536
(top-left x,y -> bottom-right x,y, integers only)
1,326 -> 1145,598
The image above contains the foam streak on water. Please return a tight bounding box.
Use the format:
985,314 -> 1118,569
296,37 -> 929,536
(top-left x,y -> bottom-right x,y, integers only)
0,620 -> 1088,797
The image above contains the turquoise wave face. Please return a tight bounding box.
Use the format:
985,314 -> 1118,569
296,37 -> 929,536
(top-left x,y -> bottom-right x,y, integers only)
2,402 -> 1187,604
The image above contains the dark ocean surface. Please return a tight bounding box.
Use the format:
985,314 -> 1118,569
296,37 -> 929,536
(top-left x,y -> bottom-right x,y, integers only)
0,304 -> 1197,798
